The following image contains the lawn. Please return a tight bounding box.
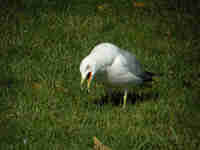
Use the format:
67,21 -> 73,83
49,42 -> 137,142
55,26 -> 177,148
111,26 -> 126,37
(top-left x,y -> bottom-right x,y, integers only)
0,0 -> 200,149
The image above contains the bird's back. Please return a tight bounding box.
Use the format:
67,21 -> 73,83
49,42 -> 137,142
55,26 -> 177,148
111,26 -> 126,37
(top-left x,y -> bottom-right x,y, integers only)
88,43 -> 144,78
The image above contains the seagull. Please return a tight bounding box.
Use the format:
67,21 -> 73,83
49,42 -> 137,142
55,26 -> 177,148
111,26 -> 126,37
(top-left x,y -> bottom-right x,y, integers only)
80,43 -> 155,108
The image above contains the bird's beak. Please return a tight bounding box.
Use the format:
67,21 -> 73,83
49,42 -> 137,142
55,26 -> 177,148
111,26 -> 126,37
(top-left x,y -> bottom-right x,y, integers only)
87,72 -> 92,91
80,72 -> 92,92
80,78 -> 85,90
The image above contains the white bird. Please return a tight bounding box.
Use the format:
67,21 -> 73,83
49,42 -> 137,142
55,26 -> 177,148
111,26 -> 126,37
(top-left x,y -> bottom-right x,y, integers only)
80,43 -> 155,108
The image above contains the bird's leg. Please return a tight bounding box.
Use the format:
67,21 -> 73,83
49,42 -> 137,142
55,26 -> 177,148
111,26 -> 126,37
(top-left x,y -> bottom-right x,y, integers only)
123,89 -> 128,109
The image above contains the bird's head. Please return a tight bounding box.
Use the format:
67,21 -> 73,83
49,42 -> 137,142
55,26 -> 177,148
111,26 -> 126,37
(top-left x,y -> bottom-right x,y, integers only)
80,57 -> 97,92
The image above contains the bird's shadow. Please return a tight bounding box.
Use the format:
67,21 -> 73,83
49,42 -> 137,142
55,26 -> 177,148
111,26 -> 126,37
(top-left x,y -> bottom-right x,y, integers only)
94,88 -> 159,107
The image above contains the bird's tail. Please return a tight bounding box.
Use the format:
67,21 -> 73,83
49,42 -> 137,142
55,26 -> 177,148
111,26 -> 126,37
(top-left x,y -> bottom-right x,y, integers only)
141,71 -> 162,82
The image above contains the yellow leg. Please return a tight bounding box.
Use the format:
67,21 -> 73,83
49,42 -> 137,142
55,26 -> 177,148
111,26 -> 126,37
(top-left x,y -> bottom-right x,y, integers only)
123,90 -> 128,109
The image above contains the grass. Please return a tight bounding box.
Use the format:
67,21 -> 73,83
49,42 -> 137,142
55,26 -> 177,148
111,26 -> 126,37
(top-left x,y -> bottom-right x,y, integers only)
0,0 -> 200,149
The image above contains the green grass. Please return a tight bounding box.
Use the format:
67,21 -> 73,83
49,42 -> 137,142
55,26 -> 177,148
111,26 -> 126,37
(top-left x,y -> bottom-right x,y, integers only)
0,0 -> 200,149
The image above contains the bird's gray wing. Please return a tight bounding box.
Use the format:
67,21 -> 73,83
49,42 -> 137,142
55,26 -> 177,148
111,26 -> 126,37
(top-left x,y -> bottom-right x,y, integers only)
119,50 -> 144,76
106,53 -> 143,85
120,50 -> 155,82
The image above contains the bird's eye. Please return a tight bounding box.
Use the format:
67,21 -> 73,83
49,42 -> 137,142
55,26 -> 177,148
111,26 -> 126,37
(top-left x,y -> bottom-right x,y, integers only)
86,65 -> 90,70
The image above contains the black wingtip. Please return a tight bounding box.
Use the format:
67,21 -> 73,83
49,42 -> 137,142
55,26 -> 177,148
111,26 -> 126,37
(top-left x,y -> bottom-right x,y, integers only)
145,71 -> 163,77
142,71 -> 163,82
